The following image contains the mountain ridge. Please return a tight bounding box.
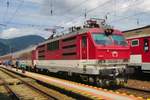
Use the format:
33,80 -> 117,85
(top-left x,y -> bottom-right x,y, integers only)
0,35 -> 45,56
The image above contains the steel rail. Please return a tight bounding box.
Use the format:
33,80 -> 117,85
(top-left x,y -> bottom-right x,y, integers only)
0,78 -> 20,100
0,68 -> 58,100
123,86 -> 150,93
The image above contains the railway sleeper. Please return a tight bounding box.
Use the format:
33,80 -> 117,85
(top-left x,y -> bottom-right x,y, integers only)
5,79 -> 22,85
4,78 -> 35,86
0,80 -> 4,85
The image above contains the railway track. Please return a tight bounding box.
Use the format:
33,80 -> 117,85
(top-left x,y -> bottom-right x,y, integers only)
116,86 -> 150,99
38,68 -> 150,99
0,85 -> 11,100
36,70 -> 150,99
1,78 -> 20,100
54,70 -> 150,99
0,67 -> 74,100
114,79 -> 150,99
0,68 -> 56,100
1,66 -> 145,100
2,66 -> 150,100
0,79 -> 16,100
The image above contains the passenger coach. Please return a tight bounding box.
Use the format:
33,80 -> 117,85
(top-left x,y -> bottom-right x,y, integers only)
124,25 -> 150,73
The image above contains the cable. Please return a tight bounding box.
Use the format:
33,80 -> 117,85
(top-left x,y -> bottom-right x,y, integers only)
57,0 -> 112,26
2,22 -> 51,28
109,11 -> 150,23
59,0 -> 90,15
2,0 -> 10,23
6,0 -> 24,25
87,0 -> 112,14
58,0 -> 144,28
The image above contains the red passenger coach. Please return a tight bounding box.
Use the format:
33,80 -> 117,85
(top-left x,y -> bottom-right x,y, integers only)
127,34 -> 150,73
124,26 -> 150,73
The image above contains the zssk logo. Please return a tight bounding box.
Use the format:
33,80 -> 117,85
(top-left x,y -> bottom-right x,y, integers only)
112,51 -> 118,57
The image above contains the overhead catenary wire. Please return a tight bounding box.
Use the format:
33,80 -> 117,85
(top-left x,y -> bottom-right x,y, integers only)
2,0 -> 10,23
57,0 -> 145,28
109,11 -> 150,23
59,12 -> 150,35
50,0 -> 53,15
5,0 -> 24,25
57,0 -> 112,26
60,0 -> 90,15
1,0 -> 50,29
1,0 -> 102,29
0,21 -> 52,28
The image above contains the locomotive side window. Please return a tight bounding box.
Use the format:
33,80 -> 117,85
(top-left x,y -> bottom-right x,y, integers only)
47,40 -> 59,51
38,55 -> 45,60
131,39 -> 139,47
38,45 -> 45,60
144,39 -> 149,52
82,36 -> 87,47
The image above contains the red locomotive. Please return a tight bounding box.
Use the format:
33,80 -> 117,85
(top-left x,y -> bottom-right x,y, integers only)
0,19 -> 130,85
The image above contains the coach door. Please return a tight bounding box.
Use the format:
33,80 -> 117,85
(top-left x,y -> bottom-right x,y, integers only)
81,35 -> 89,59
143,38 -> 150,62
143,38 -> 149,52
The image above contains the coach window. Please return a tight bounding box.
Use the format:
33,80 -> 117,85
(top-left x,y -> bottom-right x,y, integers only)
47,40 -> 59,51
82,36 -> 87,47
144,39 -> 149,52
131,39 -> 139,47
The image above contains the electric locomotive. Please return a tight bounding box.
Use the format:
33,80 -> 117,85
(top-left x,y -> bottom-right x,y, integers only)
34,18 -> 130,85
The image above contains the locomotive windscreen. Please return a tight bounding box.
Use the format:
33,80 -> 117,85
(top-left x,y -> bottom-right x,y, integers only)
92,33 -> 127,46
112,35 -> 127,46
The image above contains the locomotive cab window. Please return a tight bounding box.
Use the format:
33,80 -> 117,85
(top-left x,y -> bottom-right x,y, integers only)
131,39 -> 139,47
92,33 -> 127,46
47,40 -> 59,51
144,39 -> 149,52
82,36 -> 87,47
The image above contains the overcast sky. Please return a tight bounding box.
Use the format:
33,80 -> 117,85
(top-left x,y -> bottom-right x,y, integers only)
0,0 -> 150,39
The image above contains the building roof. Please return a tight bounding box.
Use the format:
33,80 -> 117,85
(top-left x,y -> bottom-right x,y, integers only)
123,25 -> 150,33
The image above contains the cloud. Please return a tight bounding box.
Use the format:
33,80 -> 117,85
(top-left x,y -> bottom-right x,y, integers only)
1,28 -> 21,39
0,0 -> 150,39
138,0 -> 150,11
0,27 -> 51,39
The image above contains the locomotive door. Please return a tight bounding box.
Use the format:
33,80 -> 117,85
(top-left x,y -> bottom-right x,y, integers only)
81,35 -> 88,59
